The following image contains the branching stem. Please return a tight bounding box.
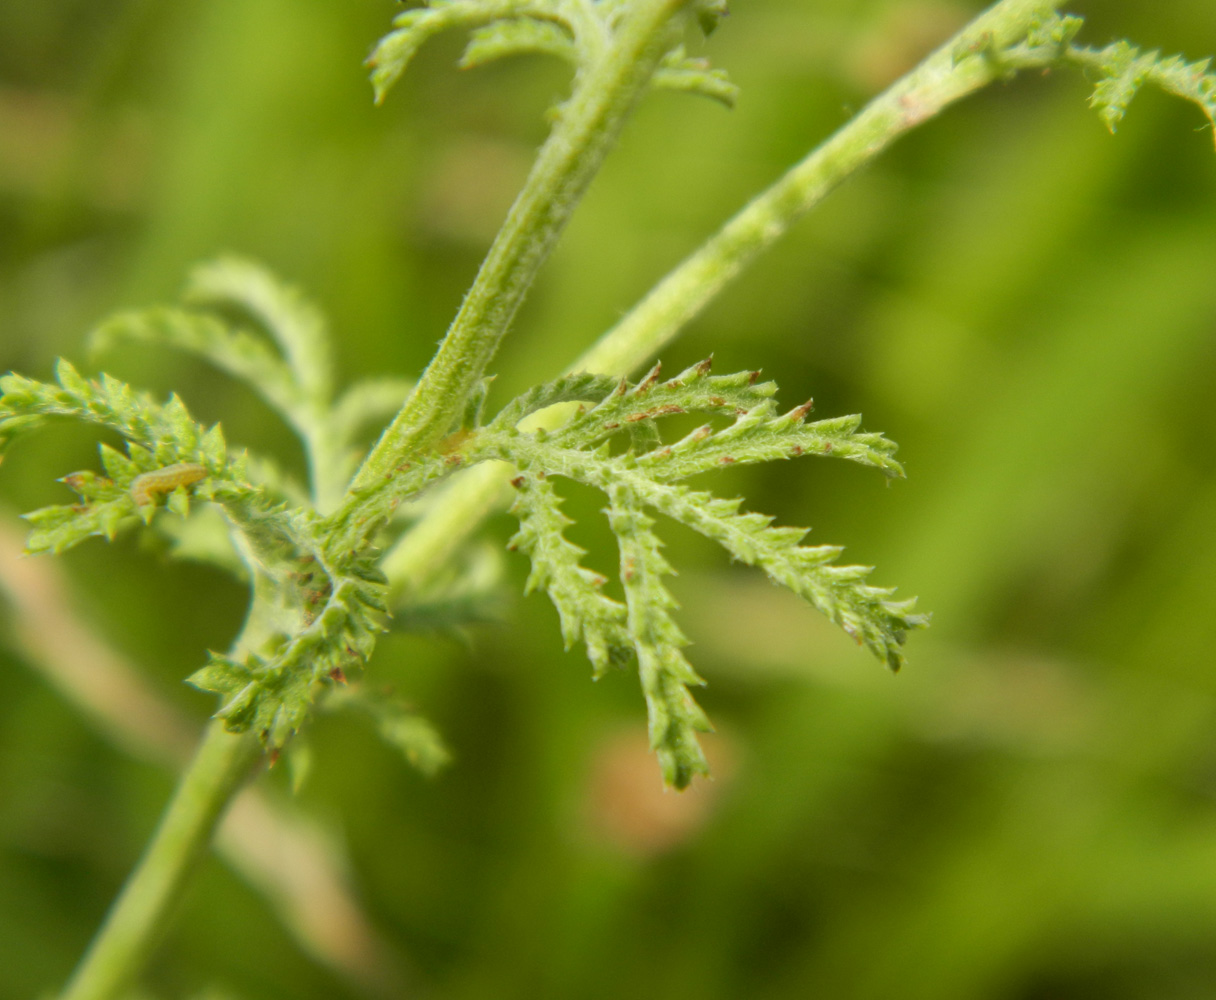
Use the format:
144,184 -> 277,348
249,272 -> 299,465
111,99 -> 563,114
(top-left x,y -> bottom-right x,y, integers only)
350,0 -> 694,492
381,0 -> 1063,592
39,0 -> 1206,993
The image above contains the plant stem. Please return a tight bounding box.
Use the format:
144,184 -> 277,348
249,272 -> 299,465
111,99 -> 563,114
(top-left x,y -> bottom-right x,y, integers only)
382,461 -> 515,598
379,0 -> 1062,592
58,720 -> 261,1000
350,0 -> 693,491
580,0 -> 1060,374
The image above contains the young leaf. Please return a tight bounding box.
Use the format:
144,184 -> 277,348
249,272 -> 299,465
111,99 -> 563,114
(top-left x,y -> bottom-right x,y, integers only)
90,307 -> 303,434
460,18 -> 576,70
984,11 -> 1216,147
368,0 -> 736,110
653,45 -> 739,107
0,364 -> 251,554
189,565 -> 390,750
184,256 -> 333,404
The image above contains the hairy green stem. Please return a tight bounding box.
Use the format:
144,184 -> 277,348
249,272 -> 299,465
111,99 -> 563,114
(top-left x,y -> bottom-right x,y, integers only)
381,0 -> 1061,592
58,721 -> 261,1000
21,7 -> 679,974
350,0 -> 693,492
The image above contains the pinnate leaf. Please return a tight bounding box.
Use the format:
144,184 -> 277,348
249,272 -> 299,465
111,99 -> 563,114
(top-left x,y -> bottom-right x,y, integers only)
368,0 -> 737,109
476,358 -> 925,784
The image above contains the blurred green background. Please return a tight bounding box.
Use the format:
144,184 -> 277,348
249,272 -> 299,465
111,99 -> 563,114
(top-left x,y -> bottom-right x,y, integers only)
4,0 -> 1216,997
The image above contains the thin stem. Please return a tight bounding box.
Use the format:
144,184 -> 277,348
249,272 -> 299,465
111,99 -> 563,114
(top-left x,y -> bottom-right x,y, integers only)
0,515 -> 401,991
580,0 -> 1060,374
58,721 -> 262,1000
382,461 -> 515,598
307,420 -> 354,516
349,0 -> 693,492
379,0 -> 1063,591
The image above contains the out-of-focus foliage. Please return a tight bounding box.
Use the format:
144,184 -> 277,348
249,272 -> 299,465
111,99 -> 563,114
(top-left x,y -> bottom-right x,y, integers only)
368,0 -> 737,107
2,1 -> 1216,998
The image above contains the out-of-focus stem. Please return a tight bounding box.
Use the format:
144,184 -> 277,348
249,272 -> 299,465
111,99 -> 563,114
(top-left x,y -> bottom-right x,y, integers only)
57,719 -> 261,1000
0,518 -> 405,997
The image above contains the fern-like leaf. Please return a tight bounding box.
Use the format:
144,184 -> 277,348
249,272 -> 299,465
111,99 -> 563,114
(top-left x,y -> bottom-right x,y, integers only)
542,359 -> 903,478
1,361 -> 243,552
188,562 -> 389,748
541,359 -> 773,446
653,45 -> 739,108
503,440 -> 924,671
184,256 -> 333,403
90,307 -> 305,432
625,477 -> 922,671
970,11 -> 1216,148
508,471 -> 630,674
491,371 -> 622,429
0,359 -> 393,751
90,258 -> 395,511
606,482 -> 710,789
460,18 -> 576,69
1083,43 -> 1216,137
369,0 -> 572,104
320,356 -> 920,786
368,0 -> 737,109
4,342 -> 918,787
473,359 -> 924,784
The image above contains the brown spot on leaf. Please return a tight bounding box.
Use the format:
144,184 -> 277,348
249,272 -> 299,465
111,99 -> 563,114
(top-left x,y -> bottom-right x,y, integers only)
637,363 -> 663,393
626,404 -> 684,423
789,399 -> 815,421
